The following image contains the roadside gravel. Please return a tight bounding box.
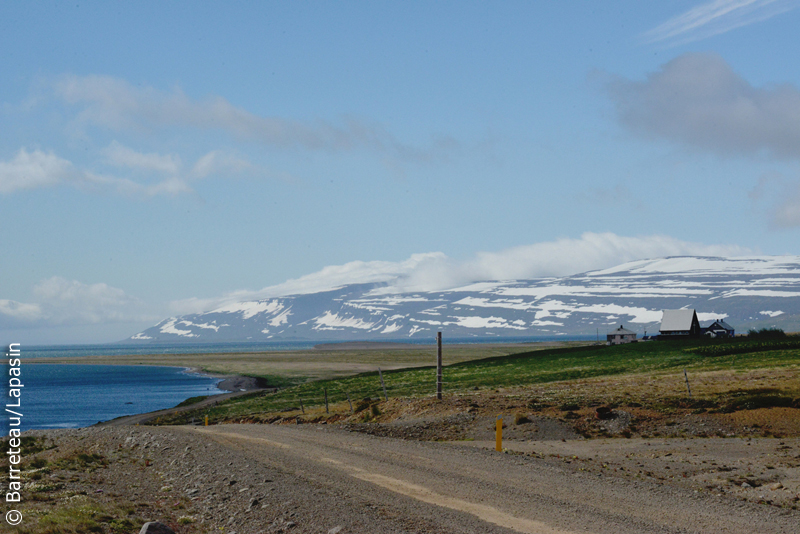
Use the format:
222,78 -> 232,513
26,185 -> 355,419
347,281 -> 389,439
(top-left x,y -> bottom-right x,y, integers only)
20,423 -> 800,534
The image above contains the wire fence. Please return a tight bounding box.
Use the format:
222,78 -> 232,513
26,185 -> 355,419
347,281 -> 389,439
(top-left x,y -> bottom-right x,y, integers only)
246,374 -> 452,415
189,368 -> 468,423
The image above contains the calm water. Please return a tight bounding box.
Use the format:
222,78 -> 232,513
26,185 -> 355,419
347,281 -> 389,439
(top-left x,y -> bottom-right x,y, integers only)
2,364 -> 224,432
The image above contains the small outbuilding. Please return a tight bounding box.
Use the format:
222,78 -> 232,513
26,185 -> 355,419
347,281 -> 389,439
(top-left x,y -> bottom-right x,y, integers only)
704,319 -> 735,338
659,309 -> 702,337
607,325 -> 637,345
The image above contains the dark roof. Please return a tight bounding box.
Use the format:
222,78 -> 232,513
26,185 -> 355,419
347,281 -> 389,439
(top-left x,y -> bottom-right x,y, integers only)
708,319 -> 734,331
609,325 -> 636,335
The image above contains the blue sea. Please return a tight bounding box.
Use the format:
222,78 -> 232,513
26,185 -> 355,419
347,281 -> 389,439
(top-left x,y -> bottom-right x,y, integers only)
4,336 -> 592,432
2,364 -> 225,433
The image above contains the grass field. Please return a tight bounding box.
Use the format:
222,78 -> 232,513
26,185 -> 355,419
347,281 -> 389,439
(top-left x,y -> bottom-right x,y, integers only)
152,338 -> 800,425
28,342 -> 579,386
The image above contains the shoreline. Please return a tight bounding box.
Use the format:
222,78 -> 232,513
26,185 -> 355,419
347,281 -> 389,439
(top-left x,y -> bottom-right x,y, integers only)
181,366 -> 271,392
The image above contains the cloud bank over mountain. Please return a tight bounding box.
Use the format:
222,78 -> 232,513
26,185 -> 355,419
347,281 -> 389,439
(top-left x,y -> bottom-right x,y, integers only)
168,233 -> 749,315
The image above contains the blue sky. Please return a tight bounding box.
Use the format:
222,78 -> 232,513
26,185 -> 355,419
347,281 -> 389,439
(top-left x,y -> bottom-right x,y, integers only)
3,1 -> 800,343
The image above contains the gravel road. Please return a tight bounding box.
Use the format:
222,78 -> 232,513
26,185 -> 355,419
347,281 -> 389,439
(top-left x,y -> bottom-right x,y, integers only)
186,424 -> 796,533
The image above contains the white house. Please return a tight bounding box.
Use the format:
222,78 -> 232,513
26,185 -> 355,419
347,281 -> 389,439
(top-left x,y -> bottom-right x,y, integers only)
607,325 -> 637,345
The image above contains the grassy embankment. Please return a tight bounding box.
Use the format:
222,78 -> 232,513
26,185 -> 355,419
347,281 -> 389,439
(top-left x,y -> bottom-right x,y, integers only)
153,338 -> 800,425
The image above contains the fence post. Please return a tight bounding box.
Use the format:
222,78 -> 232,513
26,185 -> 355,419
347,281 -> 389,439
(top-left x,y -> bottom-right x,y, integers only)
683,369 -> 692,398
299,397 -> 305,414
437,332 -> 443,400
378,368 -> 388,401
324,388 -> 329,414
346,391 -> 354,414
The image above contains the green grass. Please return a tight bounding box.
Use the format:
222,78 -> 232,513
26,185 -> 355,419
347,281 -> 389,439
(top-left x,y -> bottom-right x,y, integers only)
54,452 -> 108,472
15,495 -> 141,534
174,395 -> 209,408
154,339 -> 800,424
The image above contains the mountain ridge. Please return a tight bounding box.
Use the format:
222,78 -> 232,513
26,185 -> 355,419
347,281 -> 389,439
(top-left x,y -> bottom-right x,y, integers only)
128,255 -> 800,342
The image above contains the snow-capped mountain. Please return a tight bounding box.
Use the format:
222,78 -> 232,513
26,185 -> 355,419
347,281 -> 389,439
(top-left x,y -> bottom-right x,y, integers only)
128,256 -> 800,342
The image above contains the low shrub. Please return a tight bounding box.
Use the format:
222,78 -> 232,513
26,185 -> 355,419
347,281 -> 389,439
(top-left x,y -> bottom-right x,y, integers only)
689,338 -> 800,357
514,413 -> 531,425
747,327 -> 786,339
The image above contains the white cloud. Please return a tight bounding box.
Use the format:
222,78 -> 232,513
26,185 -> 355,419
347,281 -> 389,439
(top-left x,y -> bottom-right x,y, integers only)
167,253 -> 448,315
0,277 -> 158,329
642,0 -> 799,46
190,150 -> 254,179
0,299 -> 43,321
169,233 -> 749,314
31,277 -> 145,324
459,233 -> 748,282
0,143 -> 255,197
99,142 -> 257,195
104,140 -> 181,174
605,53 -> 800,160
54,74 -> 456,163
0,148 -> 73,193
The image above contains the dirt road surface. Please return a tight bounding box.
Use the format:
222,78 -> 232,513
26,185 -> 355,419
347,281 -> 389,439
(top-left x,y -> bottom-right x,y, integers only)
182,424 -> 796,533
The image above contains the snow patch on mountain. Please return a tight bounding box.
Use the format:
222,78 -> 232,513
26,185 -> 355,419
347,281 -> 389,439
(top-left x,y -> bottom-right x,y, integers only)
129,332 -> 152,340
453,316 -> 526,329
268,307 -> 292,327
212,299 -> 284,319
313,311 -> 376,331
159,318 -> 198,337
719,289 -> 800,298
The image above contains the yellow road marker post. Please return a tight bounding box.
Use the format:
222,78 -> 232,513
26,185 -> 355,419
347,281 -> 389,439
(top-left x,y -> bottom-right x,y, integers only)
495,416 -> 503,452
205,415 -> 208,426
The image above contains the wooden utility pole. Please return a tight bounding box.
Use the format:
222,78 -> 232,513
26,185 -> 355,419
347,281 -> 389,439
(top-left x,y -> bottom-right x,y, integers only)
437,332 -> 443,400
